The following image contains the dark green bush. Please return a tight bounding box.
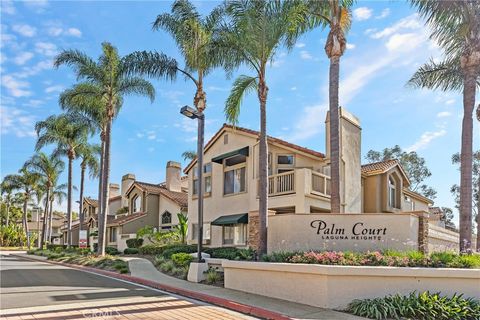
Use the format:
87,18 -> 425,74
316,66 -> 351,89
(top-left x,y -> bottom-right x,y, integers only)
171,252 -> 194,267
347,291 -> 480,320
161,244 -> 197,259
46,244 -> 67,251
123,248 -> 139,255
126,238 -> 144,249
204,247 -> 255,260
105,246 -> 120,255
138,244 -> 165,255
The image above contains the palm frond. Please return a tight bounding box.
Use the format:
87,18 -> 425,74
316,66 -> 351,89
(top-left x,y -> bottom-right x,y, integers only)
118,77 -> 156,103
225,75 -> 258,125
122,51 -> 179,81
406,58 -> 466,92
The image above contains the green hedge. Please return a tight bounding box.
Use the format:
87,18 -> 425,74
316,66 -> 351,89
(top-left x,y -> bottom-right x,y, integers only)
138,243 -> 197,257
204,247 -> 255,260
347,291 -> 480,320
123,248 -> 139,255
126,238 -> 143,249
171,252 -> 194,267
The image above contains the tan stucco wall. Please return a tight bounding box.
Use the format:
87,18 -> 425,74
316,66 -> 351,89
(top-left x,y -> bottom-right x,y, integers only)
127,186 -> 145,213
428,223 -> 461,253
159,195 -> 181,227
109,198 -> 121,215
223,261 -> 480,310
122,194 -> 159,234
267,213 -> 420,253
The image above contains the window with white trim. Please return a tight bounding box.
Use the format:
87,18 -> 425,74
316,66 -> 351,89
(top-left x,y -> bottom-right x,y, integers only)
388,176 -> 397,208
109,227 -> 117,242
193,163 -> 212,195
191,223 -> 211,240
223,154 -> 246,195
132,195 -> 141,213
222,224 -> 247,245
404,195 -> 414,211
161,211 -> 172,230
277,154 -> 294,174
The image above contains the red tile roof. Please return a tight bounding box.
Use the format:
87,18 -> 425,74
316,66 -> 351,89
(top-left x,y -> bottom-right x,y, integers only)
107,212 -> 147,227
129,181 -> 188,208
184,123 -> 325,173
361,159 -> 400,175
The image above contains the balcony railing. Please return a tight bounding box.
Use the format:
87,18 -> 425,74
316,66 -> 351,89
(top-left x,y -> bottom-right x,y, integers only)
268,171 -> 295,196
311,171 -> 331,197
265,169 -> 331,198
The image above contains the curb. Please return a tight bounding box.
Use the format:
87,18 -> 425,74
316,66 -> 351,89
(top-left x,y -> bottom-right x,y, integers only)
14,254 -> 291,320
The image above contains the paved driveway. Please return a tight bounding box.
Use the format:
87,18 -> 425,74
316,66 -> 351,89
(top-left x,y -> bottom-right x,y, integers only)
0,253 -> 257,320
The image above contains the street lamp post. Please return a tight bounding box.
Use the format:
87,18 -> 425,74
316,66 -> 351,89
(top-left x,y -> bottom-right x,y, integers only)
180,105 -> 205,263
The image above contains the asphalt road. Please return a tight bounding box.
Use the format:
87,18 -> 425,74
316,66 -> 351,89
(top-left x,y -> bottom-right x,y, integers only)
0,253 -> 256,319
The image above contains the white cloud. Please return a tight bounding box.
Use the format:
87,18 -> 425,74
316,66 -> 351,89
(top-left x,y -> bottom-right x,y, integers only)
207,86 -> 228,92
1,75 -> 31,97
437,111 -> 452,118
65,28 -> 82,37
406,129 -> 446,152
47,27 -> 63,36
445,99 -> 455,105
13,52 -> 34,65
160,89 -> 184,105
35,42 -> 57,57
300,50 -> 313,60
1,0 -> 15,14
287,104 -> 327,141
12,24 -> 37,37
15,59 -> 52,78
147,134 -> 156,140
376,8 -> 390,19
24,0 -> 49,12
371,14 -> 422,39
290,86 -> 297,91
386,33 -> 426,52
0,106 -> 36,138
136,133 -> 144,138
346,43 -> 356,50
45,85 -> 63,93
24,99 -> 44,108
353,7 -> 373,21
295,42 -> 306,48
364,28 -> 377,35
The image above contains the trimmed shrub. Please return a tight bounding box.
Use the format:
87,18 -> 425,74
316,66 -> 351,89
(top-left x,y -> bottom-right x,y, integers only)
123,248 -> 139,255
105,246 -> 120,255
46,244 -> 67,251
171,252 -> 194,267
126,238 -> 144,249
161,244 -> 197,259
347,291 -> 480,320
138,244 -> 164,255
204,247 -> 255,260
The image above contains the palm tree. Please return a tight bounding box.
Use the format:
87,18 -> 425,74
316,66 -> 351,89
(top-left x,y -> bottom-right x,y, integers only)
25,152 -> 65,247
303,0 -> 353,213
54,42 -> 155,255
77,143 -> 100,235
48,182 -> 68,241
1,180 -> 14,226
182,150 -> 197,161
176,212 -> 188,244
35,113 -> 91,247
216,0 -> 305,256
408,0 -> 480,251
3,167 -> 41,248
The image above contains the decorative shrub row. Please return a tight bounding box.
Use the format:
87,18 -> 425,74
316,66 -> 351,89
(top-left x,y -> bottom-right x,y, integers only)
126,238 -> 143,249
138,243 -> 197,257
123,248 -> 139,255
262,250 -> 480,268
204,247 -> 255,260
347,291 -> 480,320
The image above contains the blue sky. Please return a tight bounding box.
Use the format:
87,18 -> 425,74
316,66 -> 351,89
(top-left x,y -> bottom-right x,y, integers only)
1,1 -> 478,223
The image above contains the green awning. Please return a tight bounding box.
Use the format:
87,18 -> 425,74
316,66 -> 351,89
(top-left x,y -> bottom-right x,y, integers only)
211,213 -> 248,226
211,146 -> 249,164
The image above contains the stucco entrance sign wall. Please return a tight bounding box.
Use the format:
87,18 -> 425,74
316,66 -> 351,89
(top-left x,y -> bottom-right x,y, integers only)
268,213 -> 420,253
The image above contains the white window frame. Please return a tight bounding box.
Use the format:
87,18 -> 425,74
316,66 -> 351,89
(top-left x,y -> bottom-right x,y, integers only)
132,194 -> 141,213
276,154 -> 295,174
223,155 -> 247,196
191,223 -> 211,241
388,176 -> 397,208
109,227 -> 117,243
193,163 -> 212,196
222,224 -> 247,246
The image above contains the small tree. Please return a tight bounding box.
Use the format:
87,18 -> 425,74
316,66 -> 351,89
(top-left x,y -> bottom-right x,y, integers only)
176,213 -> 188,244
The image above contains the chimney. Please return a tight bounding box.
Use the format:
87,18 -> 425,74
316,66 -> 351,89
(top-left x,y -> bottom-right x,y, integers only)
166,161 -> 182,192
325,107 -> 362,213
121,173 -> 136,207
109,183 -> 120,198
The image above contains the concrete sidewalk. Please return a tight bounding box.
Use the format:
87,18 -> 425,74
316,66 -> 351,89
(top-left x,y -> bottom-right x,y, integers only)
122,257 -> 365,320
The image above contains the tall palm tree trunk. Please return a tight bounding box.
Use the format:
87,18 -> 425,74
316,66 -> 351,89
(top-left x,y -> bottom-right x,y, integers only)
40,189 -> 50,248
257,76 -> 269,257
98,136 -> 105,224
79,165 -> 85,233
67,156 -> 73,248
23,198 -> 30,248
48,199 -> 53,241
98,119 -> 112,256
329,55 -> 341,214
459,71 -> 475,252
